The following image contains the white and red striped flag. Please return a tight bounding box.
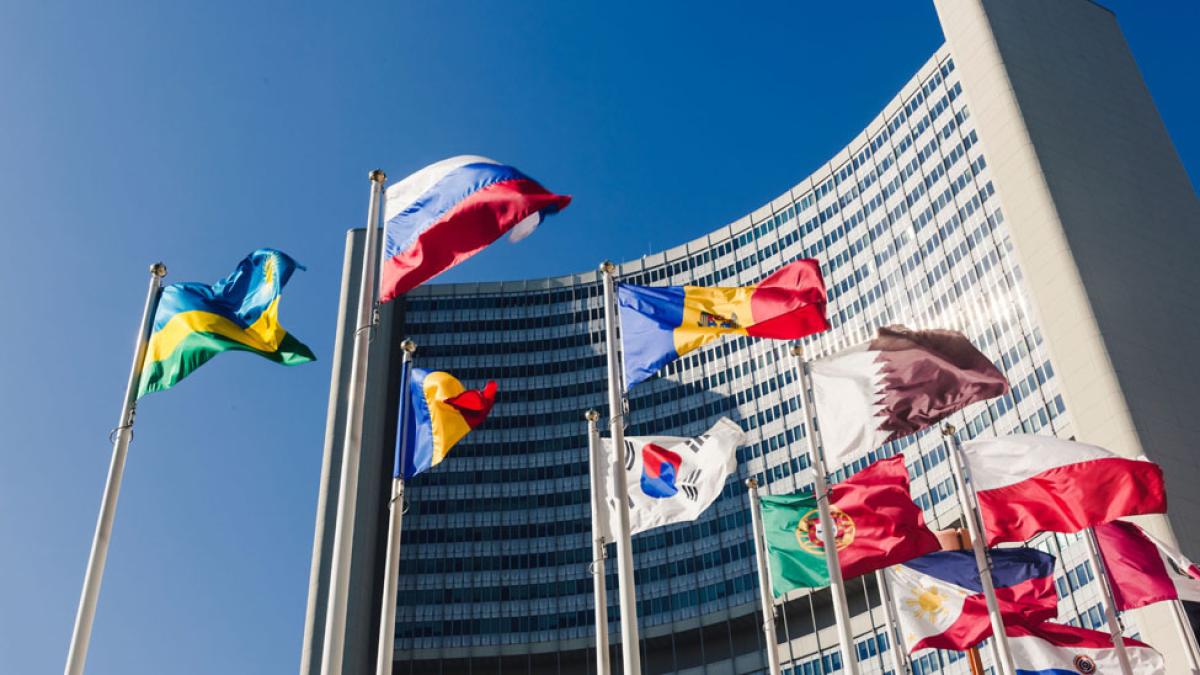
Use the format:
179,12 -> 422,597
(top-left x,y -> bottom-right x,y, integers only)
960,435 -> 1166,546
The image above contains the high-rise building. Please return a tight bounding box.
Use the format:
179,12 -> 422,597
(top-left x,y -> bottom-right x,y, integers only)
301,1 -> 1200,673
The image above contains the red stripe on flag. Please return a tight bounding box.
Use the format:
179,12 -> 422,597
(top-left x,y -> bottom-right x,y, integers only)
745,259 -> 830,339
977,457 -> 1166,546
379,179 -> 571,302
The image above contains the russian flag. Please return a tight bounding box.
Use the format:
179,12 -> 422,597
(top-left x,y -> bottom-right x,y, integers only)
380,156 -> 571,302
961,435 -> 1166,546
1007,621 -> 1163,674
886,548 -> 1057,652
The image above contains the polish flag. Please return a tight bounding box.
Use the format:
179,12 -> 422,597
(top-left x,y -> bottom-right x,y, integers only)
1094,519 -> 1200,611
961,435 -> 1166,546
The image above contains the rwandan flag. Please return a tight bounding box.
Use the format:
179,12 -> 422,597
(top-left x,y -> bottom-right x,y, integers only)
137,249 -> 315,397
617,259 -> 829,389
396,368 -> 496,480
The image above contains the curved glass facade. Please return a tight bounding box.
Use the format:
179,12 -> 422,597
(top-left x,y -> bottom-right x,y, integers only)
380,45 -> 1115,675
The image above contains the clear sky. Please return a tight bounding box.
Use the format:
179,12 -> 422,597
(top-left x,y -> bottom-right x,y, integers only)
1,2 -> 1195,673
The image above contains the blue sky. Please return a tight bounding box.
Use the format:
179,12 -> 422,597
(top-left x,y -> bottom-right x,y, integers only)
1,2 -> 1195,673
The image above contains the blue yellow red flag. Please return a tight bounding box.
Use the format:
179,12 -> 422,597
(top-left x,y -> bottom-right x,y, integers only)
137,249 -> 315,397
396,368 -> 497,479
617,259 -> 828,389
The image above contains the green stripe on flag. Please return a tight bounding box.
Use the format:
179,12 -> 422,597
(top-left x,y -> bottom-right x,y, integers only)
760,492 -> 830,594
138,330 -> 315,397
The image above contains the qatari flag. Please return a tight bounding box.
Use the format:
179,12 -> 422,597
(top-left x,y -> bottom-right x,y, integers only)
1095,519 -> 1200,611
810,325 -> 1009,467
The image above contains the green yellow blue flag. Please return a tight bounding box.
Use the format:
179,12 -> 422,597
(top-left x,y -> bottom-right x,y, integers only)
137,248 -> 315,397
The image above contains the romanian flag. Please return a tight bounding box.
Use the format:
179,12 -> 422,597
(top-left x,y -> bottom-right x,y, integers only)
617,259 -> 829,389
396,368 -> 497,480
138,249 -> 315,397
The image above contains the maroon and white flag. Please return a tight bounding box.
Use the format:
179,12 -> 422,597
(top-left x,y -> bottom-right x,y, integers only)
1094,519 -> 1200,611
810,326 -> 1008,467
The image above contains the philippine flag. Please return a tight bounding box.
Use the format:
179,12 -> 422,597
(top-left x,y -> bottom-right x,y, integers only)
961,435 -> 1166,546
886,548 -> 1057,652
379,156 -> 571,302
1007,621 -> 1163,674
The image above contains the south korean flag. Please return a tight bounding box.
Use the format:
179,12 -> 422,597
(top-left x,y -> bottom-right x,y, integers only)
601,417 -> 744,539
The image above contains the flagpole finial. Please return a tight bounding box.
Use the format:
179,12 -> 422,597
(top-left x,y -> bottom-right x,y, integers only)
400,339 -> 417,354
600,261 -> 616,275
942,424 -> 957,436
745,478 -> 758,489
149,262 -> 167,277
790,345 -> 803,357
369,169 -> 386,183
585,409 -> 600,422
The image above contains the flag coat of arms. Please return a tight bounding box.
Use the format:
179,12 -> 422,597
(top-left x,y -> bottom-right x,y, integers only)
617,259 -> 829,389
810,325 -> 1008,468
601,417 -> 745,538
1094,519 -> 1200,611
759,456 -> 939,594
1006,621 -> 1164,674
885,548 -> 1057,652
961,435 -> 1167,546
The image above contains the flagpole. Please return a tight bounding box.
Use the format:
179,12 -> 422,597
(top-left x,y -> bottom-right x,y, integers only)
954,529 -> 986,675
1171,599 -> 1200,674
791,345 -> 861,675
321,169 -> 387,675
941,426 -> 1015,675
65,262 -> 167,675
599,261 -> 642,675
586,409 -> 612,675
746,478 -> 783,675
375,339 -> 416,675
1083,528 -> 1135,675
874,570 -> 912,675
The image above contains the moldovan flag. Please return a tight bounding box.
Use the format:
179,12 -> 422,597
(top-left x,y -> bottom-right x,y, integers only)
759,456 -> 938,594
1006,621 -> 1164,674
379,156 -> 571,302
885,548 -> 1057,652
396,368 -> 497,480
1094,519 -> 1200,611
601,418 -> 745,537
617,259 -> 829,389
810,326 -> 1008,468
961,435 -> 1166,546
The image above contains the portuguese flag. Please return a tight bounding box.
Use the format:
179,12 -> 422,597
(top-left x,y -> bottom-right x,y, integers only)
759,455 -> 938,595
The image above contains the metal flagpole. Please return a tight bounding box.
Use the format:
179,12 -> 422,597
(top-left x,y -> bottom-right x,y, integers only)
792,345 -> 861,675
65,263 -> 167,675
941,425 -> 1015,675
321,169 -> 387,675
953,529 -> 989,675
746,478 -> 783,675
599,261 -> 641,675
874,570 -> 912,675
1083,528 -> 1135,675
586,409 -> 612,675
1171,600 -> 1200,674
375,340 -> 417,675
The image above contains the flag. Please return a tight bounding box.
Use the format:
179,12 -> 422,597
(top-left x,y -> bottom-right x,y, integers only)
1094,519 -> 1200,611
379,156 -> 571,302
138,249 -> 315,397
396,368 -> 496,480
617,259 -> 828,389
810,325 -> 1008,467
1006,621 -> 1164,674
601,418 -> 745,537
961,435 -> 1167,546
759,456 -> 938,594
886,548 -> 1057,652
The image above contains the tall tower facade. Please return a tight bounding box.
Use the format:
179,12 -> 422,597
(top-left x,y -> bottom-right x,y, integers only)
301,2 -> 1200,673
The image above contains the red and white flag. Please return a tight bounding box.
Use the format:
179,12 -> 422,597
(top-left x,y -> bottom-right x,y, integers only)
1007,621 -> 1164,674
961,435 -> 1167,546
1094,519 -> 1200,611
810,326 -> 1008,468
